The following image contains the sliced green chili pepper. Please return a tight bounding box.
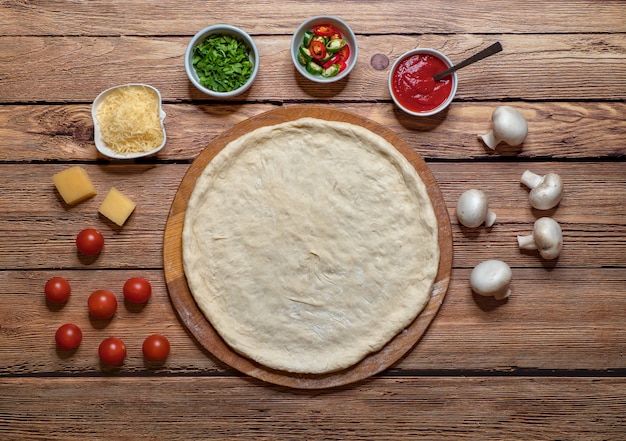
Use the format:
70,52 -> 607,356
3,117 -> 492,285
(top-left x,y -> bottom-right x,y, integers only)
303,31 -> 315,47
299,45 -> 312,61
321,63 -> 341,78
326,38 -> 347,53
306,60 -> 324,75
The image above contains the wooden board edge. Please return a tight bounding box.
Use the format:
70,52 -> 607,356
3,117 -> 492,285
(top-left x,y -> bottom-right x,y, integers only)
163,105 -> 453,389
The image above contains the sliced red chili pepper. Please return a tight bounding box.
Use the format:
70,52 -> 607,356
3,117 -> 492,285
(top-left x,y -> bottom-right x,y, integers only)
313,24 -> 338,37
329,32 -> 342,40
337,45 -> 350,62
309,40 -> 327,60
322,53 -> 342,69
337,60 -> 347,72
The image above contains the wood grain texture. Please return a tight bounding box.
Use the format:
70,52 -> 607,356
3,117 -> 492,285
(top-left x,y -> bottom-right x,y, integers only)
2,0 -> 626,35
1,0 -> 625,437
1,102 -> 625,162
1,34 -> 625,103
1,377 -> 625,441
1,162 -> 623,270
2,267 -> 625,375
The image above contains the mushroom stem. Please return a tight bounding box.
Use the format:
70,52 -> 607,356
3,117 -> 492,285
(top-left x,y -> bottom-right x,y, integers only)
517,217 -> 563,259
520,170 -> 564,210
485,209 -> 497,227
479,106 -> 528,150
520,170 -> 542,189
479,130 -> 499,150
517,234 -> 538,250
494,287 -> 512,301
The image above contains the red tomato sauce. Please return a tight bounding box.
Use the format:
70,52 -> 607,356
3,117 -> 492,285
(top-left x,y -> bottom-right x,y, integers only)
391,53 -> 453,113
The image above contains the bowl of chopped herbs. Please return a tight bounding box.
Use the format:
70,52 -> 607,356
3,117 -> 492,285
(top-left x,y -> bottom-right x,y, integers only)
185,25 -> 259,97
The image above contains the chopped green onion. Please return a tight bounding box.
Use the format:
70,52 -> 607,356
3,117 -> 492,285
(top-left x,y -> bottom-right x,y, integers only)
192,35 -> 253,93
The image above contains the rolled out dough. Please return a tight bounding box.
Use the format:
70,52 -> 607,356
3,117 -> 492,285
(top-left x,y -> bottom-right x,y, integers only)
182,117 -> 439,374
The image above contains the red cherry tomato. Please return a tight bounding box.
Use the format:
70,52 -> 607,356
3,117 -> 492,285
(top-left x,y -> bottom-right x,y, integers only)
88,289 -> 117,320
142,334 -> 170,361
123,277 -> 152,304
55,323 -> 82,350
98,337 -> 126,366
76,228 -> 104,256
45,276 -> 71,303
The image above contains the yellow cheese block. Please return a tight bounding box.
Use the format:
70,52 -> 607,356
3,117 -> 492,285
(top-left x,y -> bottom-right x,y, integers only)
99,187 -> 136,226
52,166 -> 97,205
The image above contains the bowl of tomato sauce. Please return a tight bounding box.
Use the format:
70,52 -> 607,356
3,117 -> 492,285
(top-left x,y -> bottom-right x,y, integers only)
389,48 -> 457,117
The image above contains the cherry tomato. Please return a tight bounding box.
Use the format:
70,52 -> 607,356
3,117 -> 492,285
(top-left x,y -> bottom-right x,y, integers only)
88,289 -> 117,320
45,276 -> 71,303
98,337 -> 126,366
142,334 -> 170,361
76,228 -> 104,256
55,323 -> 82,350
123,277 -> 152,304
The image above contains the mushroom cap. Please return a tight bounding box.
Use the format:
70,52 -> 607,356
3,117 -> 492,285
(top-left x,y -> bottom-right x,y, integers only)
533,217 -> 563,259
470,259 -> 512,299
456,189 -> 488,228
492,106 -> 528,146
528,173 -> 564,210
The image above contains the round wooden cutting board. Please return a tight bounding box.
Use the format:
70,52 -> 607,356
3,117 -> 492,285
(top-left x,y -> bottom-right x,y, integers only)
163,106 -> 453,389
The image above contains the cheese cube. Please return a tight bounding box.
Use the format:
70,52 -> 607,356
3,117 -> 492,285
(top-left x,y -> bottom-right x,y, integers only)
52,166 -> 97,205
99,187 -> 136,226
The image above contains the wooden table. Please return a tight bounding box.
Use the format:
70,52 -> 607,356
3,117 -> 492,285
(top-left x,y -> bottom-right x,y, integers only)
1,1 -> 625,439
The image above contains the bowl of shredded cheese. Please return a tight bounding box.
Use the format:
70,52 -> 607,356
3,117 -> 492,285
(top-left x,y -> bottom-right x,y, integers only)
92,84 -> 166,159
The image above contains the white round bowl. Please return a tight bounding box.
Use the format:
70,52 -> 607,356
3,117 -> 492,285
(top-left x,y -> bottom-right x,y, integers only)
291,16 -> 358,83
92,84 -> 166,160
389,48 -> 458,117
185,24 -> 259,97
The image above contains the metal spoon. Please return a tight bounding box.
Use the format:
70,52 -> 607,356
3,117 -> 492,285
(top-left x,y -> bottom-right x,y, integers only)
433,42 -> 503,81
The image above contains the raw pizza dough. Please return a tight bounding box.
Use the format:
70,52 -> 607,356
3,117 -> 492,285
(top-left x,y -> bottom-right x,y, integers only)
182,117 -> 439,374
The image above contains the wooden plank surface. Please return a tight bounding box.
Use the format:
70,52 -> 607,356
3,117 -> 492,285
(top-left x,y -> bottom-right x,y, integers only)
1,162 -> 623,269
1,34 -> 625,103
2,0 -> 626,35
1,102 -> 625,161
2,267 -> 625,375
1,377 -> 625,441
1,0 -> 625,438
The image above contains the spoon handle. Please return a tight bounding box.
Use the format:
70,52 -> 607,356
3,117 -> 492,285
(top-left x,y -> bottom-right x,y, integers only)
434,42 -> 503,81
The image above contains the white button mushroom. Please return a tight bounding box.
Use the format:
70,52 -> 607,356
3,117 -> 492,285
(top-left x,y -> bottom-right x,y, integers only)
520,170 -> 564,210
470,259 -> 512,300
517,217 -> 563,260
456,189 -> 497,228
479,105 -> 528,150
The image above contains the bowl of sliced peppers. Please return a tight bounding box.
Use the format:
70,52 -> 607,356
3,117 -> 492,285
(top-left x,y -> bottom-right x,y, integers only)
185,24 -> 259,97
291,16 -> 358,83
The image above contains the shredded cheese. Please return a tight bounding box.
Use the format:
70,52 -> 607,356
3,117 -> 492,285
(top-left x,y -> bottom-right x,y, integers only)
96,86 -> 164,155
